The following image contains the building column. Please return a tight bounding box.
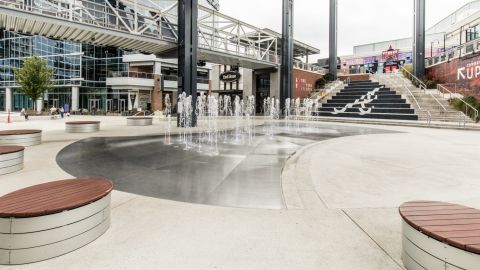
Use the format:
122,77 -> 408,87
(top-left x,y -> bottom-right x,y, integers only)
36,98 -> 43,113
270,71 -> 281,100
281,0 -> 294,113
329,0 -> 338,79
178,0 -> 198,126
413,0 -> 426,77
242,68 -> 253,100
71,86 -> 79,111
5,88 -> 11,112
151,62 -> 163,112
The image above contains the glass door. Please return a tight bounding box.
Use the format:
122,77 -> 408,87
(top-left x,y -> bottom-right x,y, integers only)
89,99 -> 100,112
119,99 -> 126,112
106,99 -> 113,112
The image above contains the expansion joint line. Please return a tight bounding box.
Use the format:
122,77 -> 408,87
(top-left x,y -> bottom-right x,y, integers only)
341,210 -> 404,270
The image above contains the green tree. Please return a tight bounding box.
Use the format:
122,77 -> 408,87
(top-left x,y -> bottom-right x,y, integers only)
14,56 -> 54,111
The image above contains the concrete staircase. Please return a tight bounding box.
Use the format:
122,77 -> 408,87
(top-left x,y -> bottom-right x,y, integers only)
373,73 -> 473,125
314,80 -> 418,121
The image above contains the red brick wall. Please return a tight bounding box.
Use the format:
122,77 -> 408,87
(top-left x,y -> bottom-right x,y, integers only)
427,56 -> 480,98
293,68 -> 323,99
151,75 -> 163,112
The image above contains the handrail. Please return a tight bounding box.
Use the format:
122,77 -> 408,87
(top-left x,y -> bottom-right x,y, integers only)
399,66 -> 427,93
438,84 -> 479,122
375,72 -> 432,126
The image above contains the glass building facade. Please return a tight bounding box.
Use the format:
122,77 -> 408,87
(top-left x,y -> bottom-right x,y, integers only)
0,30 -> 127,112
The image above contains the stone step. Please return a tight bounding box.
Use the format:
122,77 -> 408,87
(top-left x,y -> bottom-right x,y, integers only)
314,111 -> 418,121
321,103 -> 411,108
332,94 -> 402,100
327,98 -> 407,104
318,107 -> 415,114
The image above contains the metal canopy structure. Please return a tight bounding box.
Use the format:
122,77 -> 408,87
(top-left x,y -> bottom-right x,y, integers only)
413,0 -> 426,77
0,0 -> 303,69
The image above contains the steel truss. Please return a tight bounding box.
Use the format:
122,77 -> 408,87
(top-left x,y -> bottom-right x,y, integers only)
0,0 -> 279,65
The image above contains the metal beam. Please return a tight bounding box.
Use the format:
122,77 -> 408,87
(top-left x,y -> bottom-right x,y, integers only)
413,0 -> 426,77
329,0 -> 338,79
178,0 -> 198,127
281,0 -> 294,113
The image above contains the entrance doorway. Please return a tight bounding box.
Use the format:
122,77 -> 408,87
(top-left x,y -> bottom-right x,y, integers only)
89,99 -> 100,112
119,99 -> 126,112
255,74 -> 270,114
51,99 -> 59,108
106,99 -> 113,112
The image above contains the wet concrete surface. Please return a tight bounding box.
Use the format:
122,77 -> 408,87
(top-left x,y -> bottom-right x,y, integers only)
56,123 -> 394,209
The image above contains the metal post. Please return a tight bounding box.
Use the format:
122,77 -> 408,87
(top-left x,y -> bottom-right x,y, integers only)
178,0 -> 198,127
281,0 -> 294,114
329,0 -> 338,79
413,0 -> 425,77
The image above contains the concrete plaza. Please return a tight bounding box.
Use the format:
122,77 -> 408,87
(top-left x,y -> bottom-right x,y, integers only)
0,116 -> 479,270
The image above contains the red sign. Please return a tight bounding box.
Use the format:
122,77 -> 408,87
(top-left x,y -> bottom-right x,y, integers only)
426,56 -> 480,96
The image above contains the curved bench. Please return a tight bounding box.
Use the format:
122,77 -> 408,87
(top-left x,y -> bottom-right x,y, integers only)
127,117 -> 153,126
0,146 -> 24,175
65,121 -> 100,133
0,130 -> 42,147
400,201 -> 480,270
0,178 -> 113,265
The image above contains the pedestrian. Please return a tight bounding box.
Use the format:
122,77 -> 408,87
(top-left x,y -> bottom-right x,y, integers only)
59,107 -> 64,118
20,108 -> 29,120
50,106 -> 57,120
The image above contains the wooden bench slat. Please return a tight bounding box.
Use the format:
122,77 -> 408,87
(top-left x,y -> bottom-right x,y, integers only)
400,200 -> 480,255
0,179 -> 113,218
0,182 -> 104,210
408,213 -> 480,221
1,184 -> 110,212
0,130 -> 41,135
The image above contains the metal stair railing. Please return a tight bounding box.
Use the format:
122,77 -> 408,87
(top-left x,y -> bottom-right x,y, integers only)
438,84 -> 478,127
399,66 -> 427,93
373,72 -> 431,126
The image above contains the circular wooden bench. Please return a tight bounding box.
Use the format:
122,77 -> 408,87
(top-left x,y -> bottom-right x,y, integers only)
0,146 -> 24,175
0,130 -> 42,147
0,178 -> 113,265
127,117 -> 153,126
65,121 -> 100,133
400,201 -> 480,270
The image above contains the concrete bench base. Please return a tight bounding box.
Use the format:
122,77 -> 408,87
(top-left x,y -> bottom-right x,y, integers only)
66,122 -> 100,133
0,193 -> 111,265
402,220 -> 480,270
0,147 -> 24,175
0,130 -> 42,147
127,117 -> 153,126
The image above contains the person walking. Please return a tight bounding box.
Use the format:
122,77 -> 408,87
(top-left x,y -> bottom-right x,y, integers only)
59,107 -> 64,118
20,108 -> 29,120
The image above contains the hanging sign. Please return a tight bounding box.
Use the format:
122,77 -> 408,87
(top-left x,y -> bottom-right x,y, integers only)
220,71 -> 241,82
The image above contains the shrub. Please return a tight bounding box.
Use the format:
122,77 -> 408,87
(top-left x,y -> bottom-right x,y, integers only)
316,78 -> 326,89
323,73 -> 335,82
423,80 -> 437,89
451,96 -> 480,122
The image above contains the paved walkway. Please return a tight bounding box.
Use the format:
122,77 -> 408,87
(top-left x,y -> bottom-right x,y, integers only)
0,117 -> 479,269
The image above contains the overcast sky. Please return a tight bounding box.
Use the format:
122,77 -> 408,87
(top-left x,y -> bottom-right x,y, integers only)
219,0 -> 475,60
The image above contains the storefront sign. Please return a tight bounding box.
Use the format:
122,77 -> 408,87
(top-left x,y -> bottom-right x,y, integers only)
457,60 -> 480,80
426,56 -> 480,96
220,71 -> 241,82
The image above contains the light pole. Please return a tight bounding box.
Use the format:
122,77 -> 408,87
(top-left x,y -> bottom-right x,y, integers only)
430,39 -> 440,58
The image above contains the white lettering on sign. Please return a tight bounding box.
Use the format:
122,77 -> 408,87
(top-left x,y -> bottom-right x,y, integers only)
457,63 -> 480,80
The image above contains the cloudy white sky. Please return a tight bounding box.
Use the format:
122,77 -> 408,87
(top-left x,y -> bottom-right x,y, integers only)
219,0 -> 475,60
